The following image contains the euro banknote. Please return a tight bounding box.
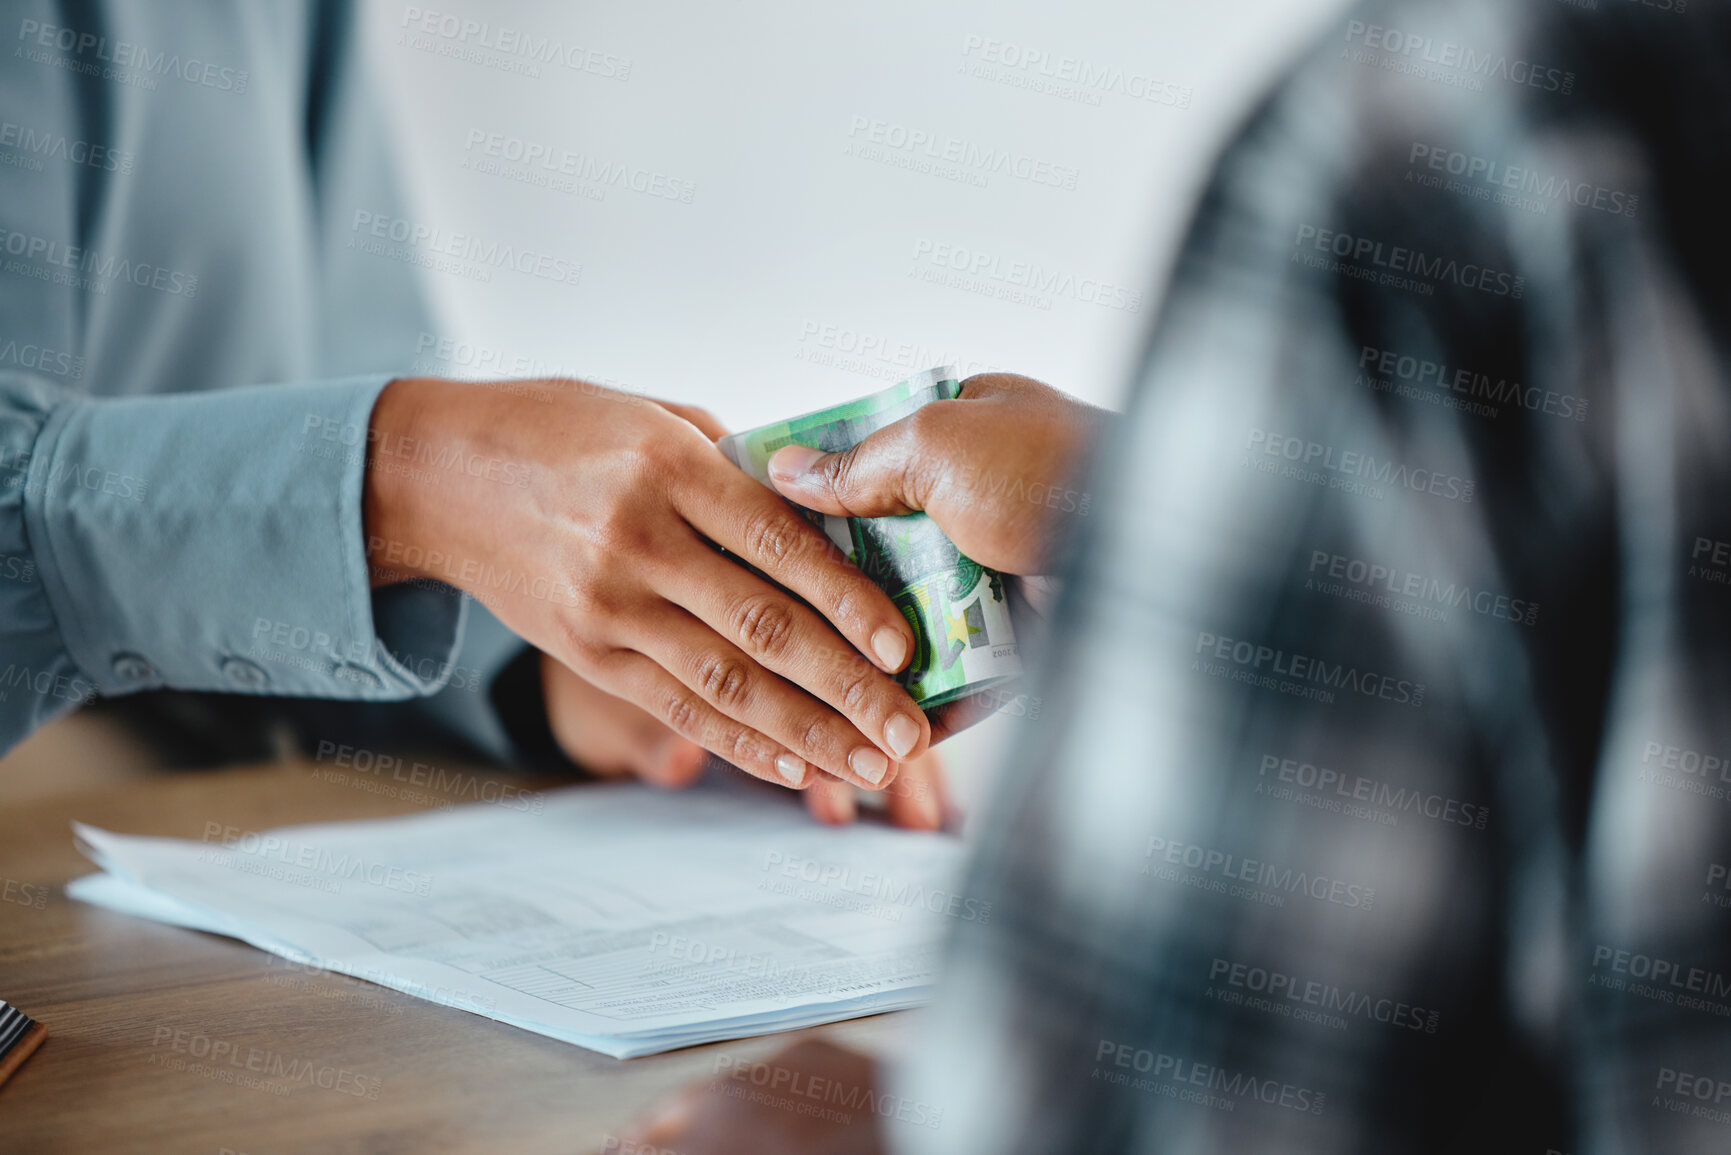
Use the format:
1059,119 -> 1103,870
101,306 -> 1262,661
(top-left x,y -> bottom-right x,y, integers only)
718,367 -> 1020,709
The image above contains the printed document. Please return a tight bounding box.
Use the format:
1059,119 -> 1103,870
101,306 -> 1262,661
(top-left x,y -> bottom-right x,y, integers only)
68,784 -> 975,1058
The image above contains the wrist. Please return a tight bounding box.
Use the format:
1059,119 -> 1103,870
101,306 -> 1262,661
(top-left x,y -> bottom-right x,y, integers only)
363,377 -> 443,588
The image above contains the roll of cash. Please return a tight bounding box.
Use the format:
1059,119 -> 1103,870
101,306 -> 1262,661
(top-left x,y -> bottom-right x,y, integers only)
718,367 -> 1021,709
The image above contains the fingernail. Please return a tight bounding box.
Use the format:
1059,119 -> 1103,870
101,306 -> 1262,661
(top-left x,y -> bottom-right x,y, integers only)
775,753 -> 807,787
849,747 -> 890,786
871,627 -> 910,672
767,444 -> 824,485
883,714 -> 920,758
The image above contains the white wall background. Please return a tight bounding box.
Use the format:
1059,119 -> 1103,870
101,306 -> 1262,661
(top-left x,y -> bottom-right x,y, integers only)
365,0 -> 1352,801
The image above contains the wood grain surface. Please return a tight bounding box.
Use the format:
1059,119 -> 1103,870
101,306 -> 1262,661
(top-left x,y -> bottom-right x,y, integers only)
0,756 -> 910,1154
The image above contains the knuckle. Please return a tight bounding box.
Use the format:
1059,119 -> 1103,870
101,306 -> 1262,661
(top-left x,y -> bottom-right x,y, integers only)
559,581 -> 609,621
797,714 -> 830,761
588,505 -> 653,559
826,581 -> 867,631
733,594 -> 797,659
834,659 -> 875,712
556,620 -> 607,668
695,654 -> 754,710
902,454 -> 946,509
629,415 -> 680,460
904,402 -> 937,439
662,690 -> 703,738
742,507 -> 798,569
902,403 -> 951,458
619,424 -> 692,491
900,411 -> 948,498
821,445 -> 861,498
652,434 -> 699,477
610,432 -> 656,482
726,725 -> 760,769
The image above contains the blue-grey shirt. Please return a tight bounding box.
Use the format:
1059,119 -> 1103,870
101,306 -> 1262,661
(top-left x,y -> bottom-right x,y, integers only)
0,1 -> 524,756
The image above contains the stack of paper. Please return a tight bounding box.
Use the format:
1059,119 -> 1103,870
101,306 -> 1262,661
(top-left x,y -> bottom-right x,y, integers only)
68,784 -> 974,1058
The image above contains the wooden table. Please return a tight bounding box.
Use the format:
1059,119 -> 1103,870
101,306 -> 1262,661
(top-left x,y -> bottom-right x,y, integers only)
0,754 -> 910,1154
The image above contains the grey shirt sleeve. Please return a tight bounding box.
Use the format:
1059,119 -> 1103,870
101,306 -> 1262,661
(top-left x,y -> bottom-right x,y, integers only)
0,368 -> 467,756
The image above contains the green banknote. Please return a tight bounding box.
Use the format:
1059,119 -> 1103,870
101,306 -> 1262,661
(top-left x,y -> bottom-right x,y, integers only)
718,367 -> 1020,709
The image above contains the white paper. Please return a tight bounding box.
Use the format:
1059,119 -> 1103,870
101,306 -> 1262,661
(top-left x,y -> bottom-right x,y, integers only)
68,783 -> 975,1058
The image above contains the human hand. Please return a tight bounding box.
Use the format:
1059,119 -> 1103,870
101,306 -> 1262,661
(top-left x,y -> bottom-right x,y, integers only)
540,651 -> 949,830
617,1039 -> 888,1155
764,373 -> 1102,577
363,377 -> 933,795
540,649 -> 708,789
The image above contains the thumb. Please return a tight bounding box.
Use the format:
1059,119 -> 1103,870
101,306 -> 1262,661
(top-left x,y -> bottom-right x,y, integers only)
767,430 -> 930,518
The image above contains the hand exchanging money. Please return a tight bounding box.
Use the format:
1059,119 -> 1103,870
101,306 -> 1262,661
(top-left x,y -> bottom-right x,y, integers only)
720,369 -> 1039,713
363,376 -> 934,797
539,651 -> 949,830
755,370 -> 1101,747
764,373 -> 1103,578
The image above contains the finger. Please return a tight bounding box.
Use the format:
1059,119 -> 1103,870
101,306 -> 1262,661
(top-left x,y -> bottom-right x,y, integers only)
622,1086 -> 699,1147
657,400 -> 729,443
590,650 -> 816,791
803,775 -> 858,826
542,653 -> 707,786
655,540 -> 931,763
678,464 -> 919,678
764,406 -> 949,518
628,736 -> 708,789
634,604 -> 905,791
926,691 -> 1000,745
954,371 -> 1029,400
883,748 -> 946,831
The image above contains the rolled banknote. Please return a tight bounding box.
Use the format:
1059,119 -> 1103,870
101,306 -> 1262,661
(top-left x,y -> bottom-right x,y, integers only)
718,367 -> 1020,709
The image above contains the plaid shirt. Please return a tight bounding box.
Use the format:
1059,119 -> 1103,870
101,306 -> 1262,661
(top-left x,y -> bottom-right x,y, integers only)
897,1 -> 1731,1151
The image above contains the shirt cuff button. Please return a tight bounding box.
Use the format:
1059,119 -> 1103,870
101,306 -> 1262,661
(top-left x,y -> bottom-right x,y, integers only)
220,657 -> 270,689
111,653 -> 158,684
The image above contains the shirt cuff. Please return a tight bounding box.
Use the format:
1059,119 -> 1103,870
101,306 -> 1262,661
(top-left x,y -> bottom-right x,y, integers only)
24,375 -> 463,700
0,374 -> 97,749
